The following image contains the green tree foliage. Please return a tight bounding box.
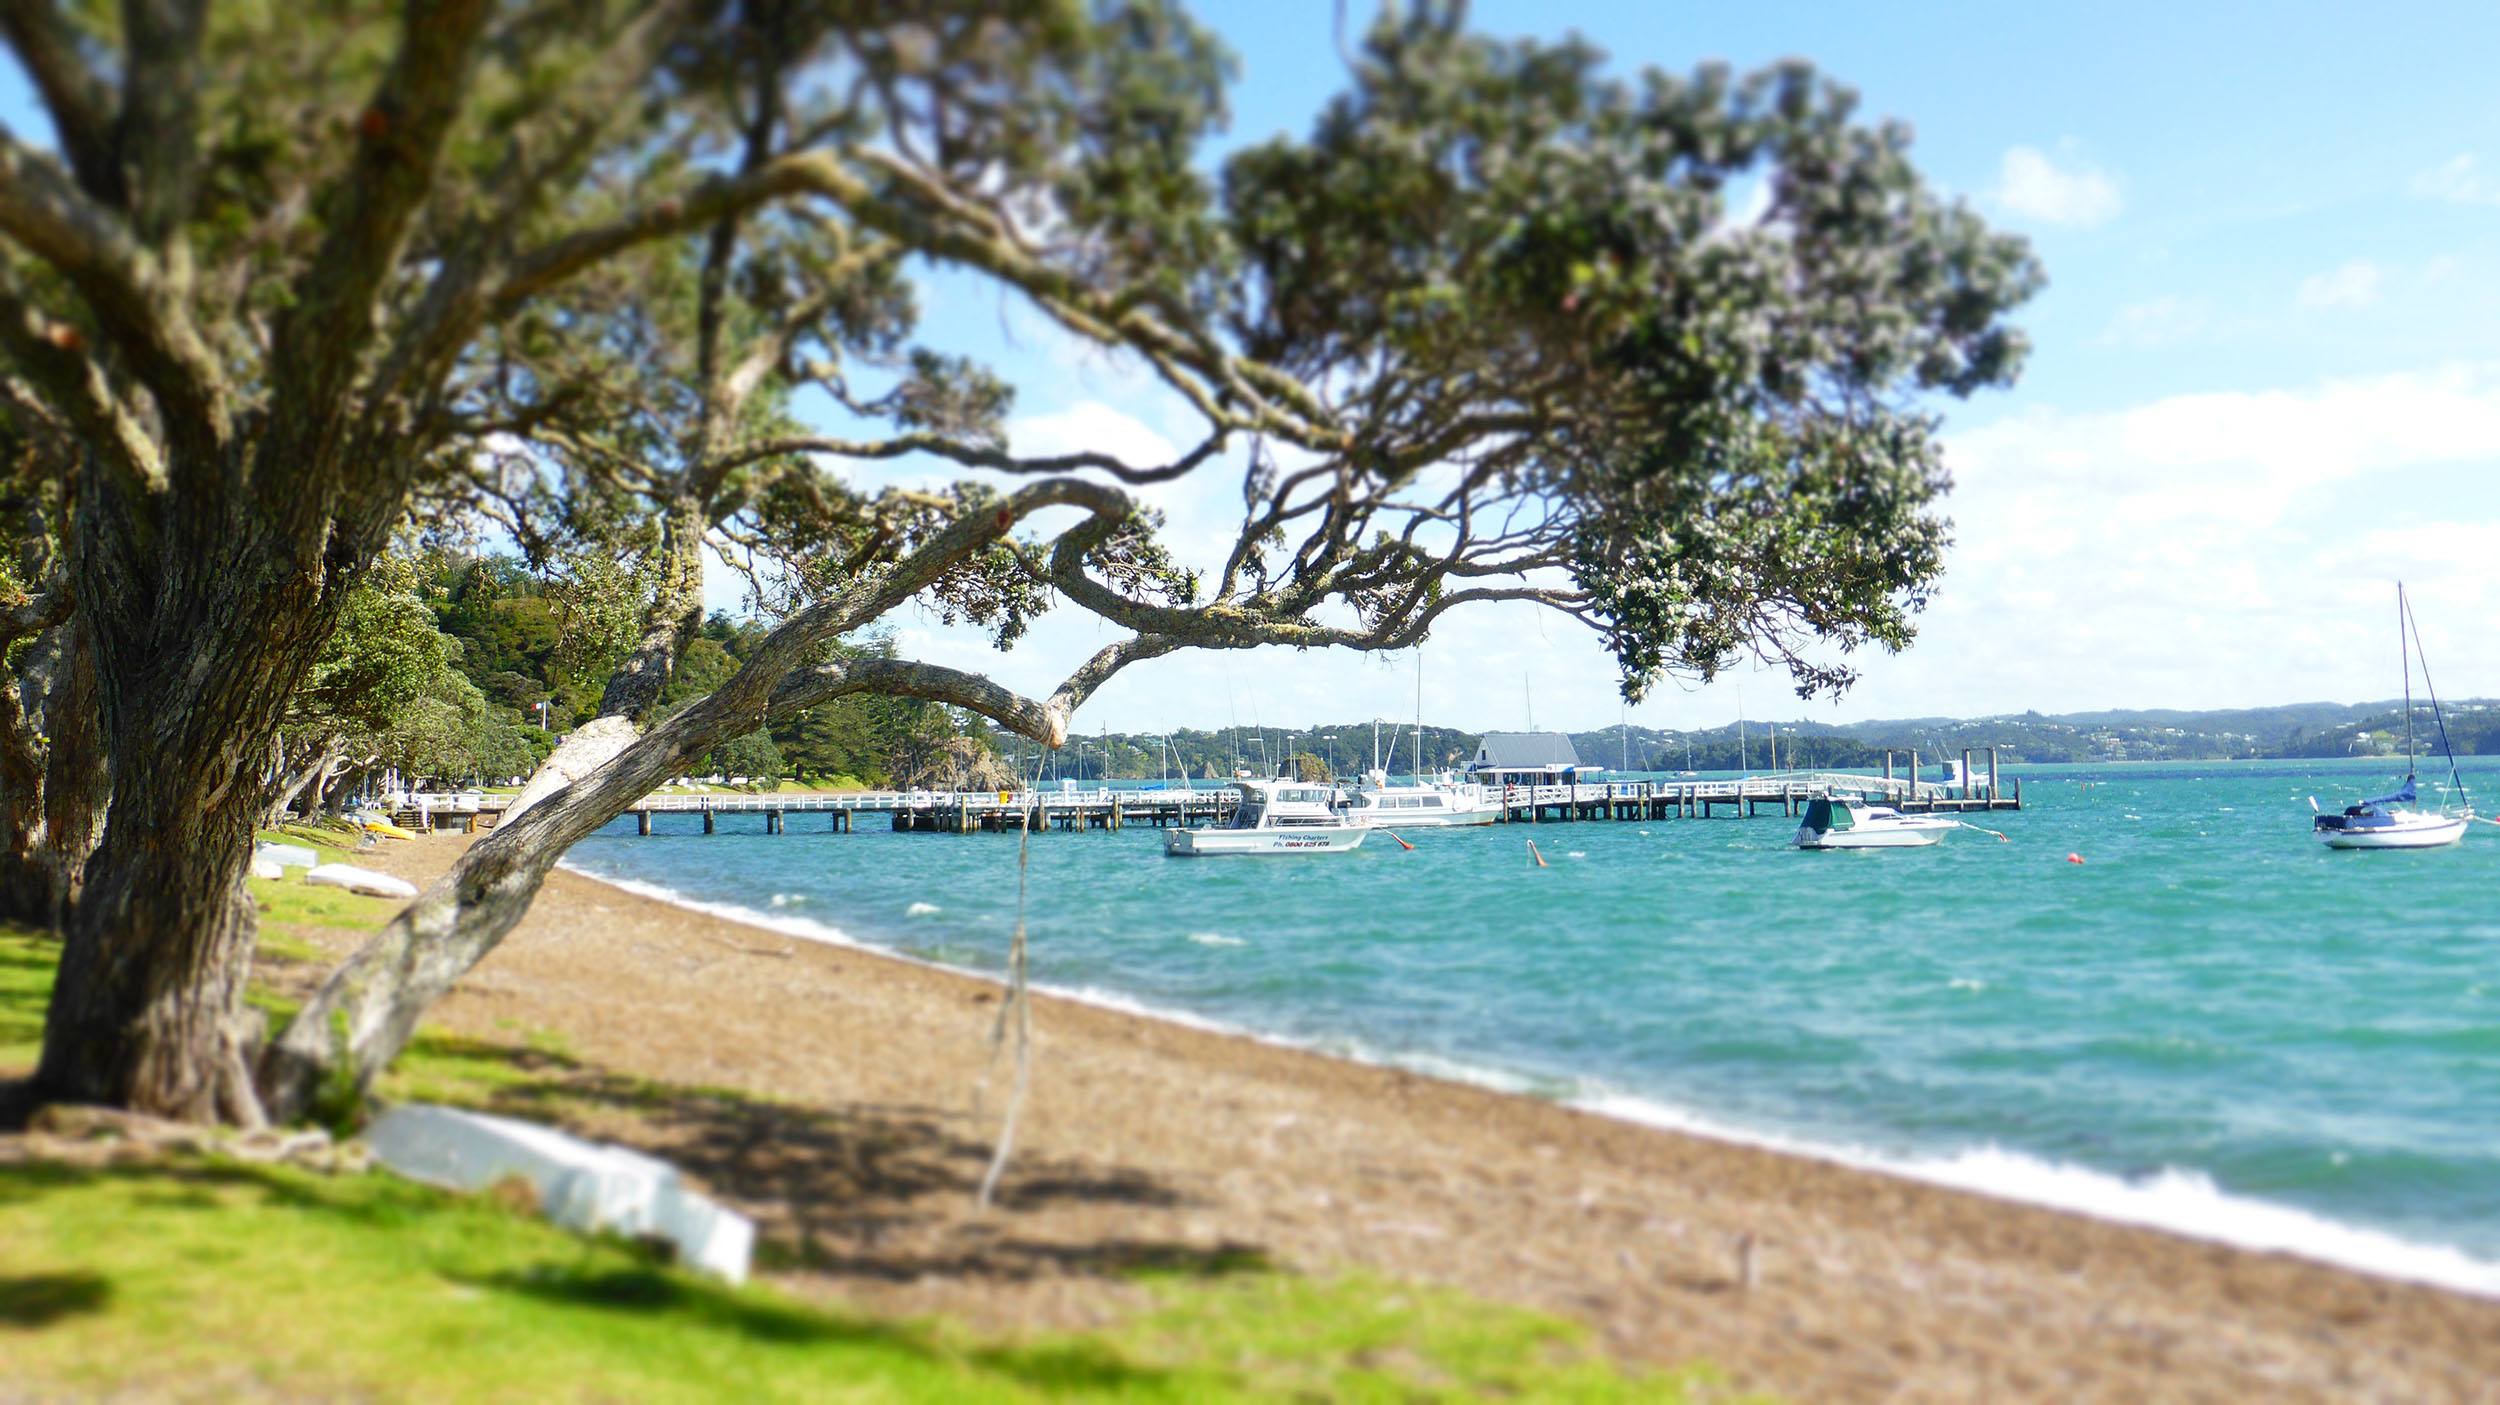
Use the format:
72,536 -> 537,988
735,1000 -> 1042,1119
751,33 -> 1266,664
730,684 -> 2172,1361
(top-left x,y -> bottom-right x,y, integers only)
1219,12 -> 2040,699
296,563 -> 457,741
706,729 -> 785,788
282,555 -> 554,792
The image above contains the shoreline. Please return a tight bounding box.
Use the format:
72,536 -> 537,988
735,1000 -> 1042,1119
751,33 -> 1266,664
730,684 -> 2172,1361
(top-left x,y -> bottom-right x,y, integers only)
326,835 -> 2500,1401
565,857 -> 2500,1302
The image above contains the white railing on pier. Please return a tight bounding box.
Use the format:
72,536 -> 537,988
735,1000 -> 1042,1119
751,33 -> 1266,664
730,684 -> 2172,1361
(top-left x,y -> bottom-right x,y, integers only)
629,789 -> 1232,814
1491,772 -> 1958,808
393,770 -> 1979,820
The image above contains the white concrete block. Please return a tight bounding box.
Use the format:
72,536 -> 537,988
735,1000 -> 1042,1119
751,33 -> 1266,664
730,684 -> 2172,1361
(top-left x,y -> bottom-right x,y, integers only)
365,1104 -> 754,1284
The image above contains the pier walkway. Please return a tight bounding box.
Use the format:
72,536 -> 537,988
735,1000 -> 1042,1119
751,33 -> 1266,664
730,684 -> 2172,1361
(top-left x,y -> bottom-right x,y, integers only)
399,752 -> 2020,836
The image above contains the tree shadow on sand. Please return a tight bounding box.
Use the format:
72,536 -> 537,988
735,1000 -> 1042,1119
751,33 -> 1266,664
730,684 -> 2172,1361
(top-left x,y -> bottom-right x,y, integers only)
400,1031 -> 1273,1290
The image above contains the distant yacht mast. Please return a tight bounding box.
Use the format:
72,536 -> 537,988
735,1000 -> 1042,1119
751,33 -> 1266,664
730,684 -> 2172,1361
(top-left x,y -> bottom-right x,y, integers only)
1414,651 -> 1426,781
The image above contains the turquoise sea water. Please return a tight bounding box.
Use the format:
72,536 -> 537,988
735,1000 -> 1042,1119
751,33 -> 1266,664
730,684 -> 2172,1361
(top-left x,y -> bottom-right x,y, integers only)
566,756 -> 2500,1289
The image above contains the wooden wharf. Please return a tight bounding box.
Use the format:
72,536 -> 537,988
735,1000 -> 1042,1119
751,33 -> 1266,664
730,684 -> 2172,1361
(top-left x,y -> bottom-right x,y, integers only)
1494,748 -> 2021,824
409,747 -> 2018,836
627,788 -> 1238,835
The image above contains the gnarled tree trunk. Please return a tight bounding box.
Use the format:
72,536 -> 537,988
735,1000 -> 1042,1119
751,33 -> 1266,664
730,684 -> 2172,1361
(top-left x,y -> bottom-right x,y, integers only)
264,735 -> 343,828
0,682 -> 51,924
261,482 -> 1116,1121
35,494 -> 354,1123
41,621 -> 110,911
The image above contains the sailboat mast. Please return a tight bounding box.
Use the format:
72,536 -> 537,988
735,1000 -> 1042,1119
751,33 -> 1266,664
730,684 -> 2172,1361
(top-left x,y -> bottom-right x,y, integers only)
1414,651 -> 1425,782
2401,582 -> 2416,771
2400,586 -> 2469,810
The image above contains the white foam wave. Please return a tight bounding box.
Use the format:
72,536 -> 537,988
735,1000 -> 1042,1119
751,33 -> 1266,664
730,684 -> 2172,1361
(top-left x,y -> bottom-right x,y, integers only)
768,892 -> 805,908
906,901 -> 942,917
1948,977 -> 1988,992
558,859 -> 2500,1300
561,866 -> 872,955
1574,1090 -> 2500,1298
1187,932 -> 1244,947
1040,983 -> 1253,1038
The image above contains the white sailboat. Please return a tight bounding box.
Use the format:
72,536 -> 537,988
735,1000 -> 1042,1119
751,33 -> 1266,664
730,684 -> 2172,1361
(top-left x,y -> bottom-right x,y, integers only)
2311,584 -> 2473,850
1165,778 -> 1369,855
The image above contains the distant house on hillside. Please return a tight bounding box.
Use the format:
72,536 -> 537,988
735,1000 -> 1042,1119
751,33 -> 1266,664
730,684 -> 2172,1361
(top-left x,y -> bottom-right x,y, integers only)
1467,732 -> 1582,787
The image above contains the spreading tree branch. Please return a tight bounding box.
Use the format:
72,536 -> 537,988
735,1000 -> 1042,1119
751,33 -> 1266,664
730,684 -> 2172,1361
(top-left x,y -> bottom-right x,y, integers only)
116,0 -> 210,248
0,133 -> 226,457
258,0 -> 492,497
0,3 -> 120,203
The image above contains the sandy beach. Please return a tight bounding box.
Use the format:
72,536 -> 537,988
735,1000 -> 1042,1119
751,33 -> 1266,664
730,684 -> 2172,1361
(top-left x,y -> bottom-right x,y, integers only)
282,833 -> 2500,1402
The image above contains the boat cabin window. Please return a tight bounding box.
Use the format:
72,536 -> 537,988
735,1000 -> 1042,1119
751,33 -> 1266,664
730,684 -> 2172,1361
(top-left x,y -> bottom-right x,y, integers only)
1226,804 -> 1264,830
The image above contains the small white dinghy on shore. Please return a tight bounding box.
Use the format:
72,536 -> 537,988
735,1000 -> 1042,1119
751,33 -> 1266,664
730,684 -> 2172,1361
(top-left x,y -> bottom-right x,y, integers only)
1793,795 -> 1957,850
1164,778 -> 1369,856
366,1104 -> 754,1282
303,863 -> 420,898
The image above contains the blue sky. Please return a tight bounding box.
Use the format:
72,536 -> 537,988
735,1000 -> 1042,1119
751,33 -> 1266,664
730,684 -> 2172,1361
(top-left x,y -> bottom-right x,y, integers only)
10,5 -> 2500,734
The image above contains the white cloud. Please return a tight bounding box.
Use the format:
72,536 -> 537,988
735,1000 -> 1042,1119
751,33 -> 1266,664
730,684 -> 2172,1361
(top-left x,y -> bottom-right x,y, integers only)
1007,400 -> 1180,477
2297,260 -> 2382,309
2410,153 -> 2500,207
865,367 -> 2500,734
1992,146 -> 2122,227
1004,399 -> 1249,573
2100,296 -> 2207,346
1914,364 -> 2500,715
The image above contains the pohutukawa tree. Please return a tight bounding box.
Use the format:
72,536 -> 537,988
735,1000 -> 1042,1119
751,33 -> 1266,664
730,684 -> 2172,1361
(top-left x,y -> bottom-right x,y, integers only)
0,0 -> 2036,1124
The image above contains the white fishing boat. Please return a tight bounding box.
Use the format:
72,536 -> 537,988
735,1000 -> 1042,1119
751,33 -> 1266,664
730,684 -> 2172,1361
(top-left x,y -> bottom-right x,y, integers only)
1342,768 -> 1498,828
1165,778 -> 1369,856
2312,583 -> 2474,851
1792,795 -> 1957,849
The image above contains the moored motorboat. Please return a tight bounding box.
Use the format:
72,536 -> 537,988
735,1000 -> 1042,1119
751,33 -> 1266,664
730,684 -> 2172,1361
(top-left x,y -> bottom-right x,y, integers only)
1341,768 -> 1498,828
1165,778 -> 1369,856
1793,795 -> 1956,849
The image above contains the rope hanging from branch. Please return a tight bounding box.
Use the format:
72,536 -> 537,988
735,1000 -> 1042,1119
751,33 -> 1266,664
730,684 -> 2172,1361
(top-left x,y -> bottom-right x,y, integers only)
975,744 -> 1048,1211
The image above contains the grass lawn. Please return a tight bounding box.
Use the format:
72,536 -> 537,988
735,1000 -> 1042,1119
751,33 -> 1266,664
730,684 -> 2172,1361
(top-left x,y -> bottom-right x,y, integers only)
0,909 -> 1719,1402
2,1152 -> 1689,1403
